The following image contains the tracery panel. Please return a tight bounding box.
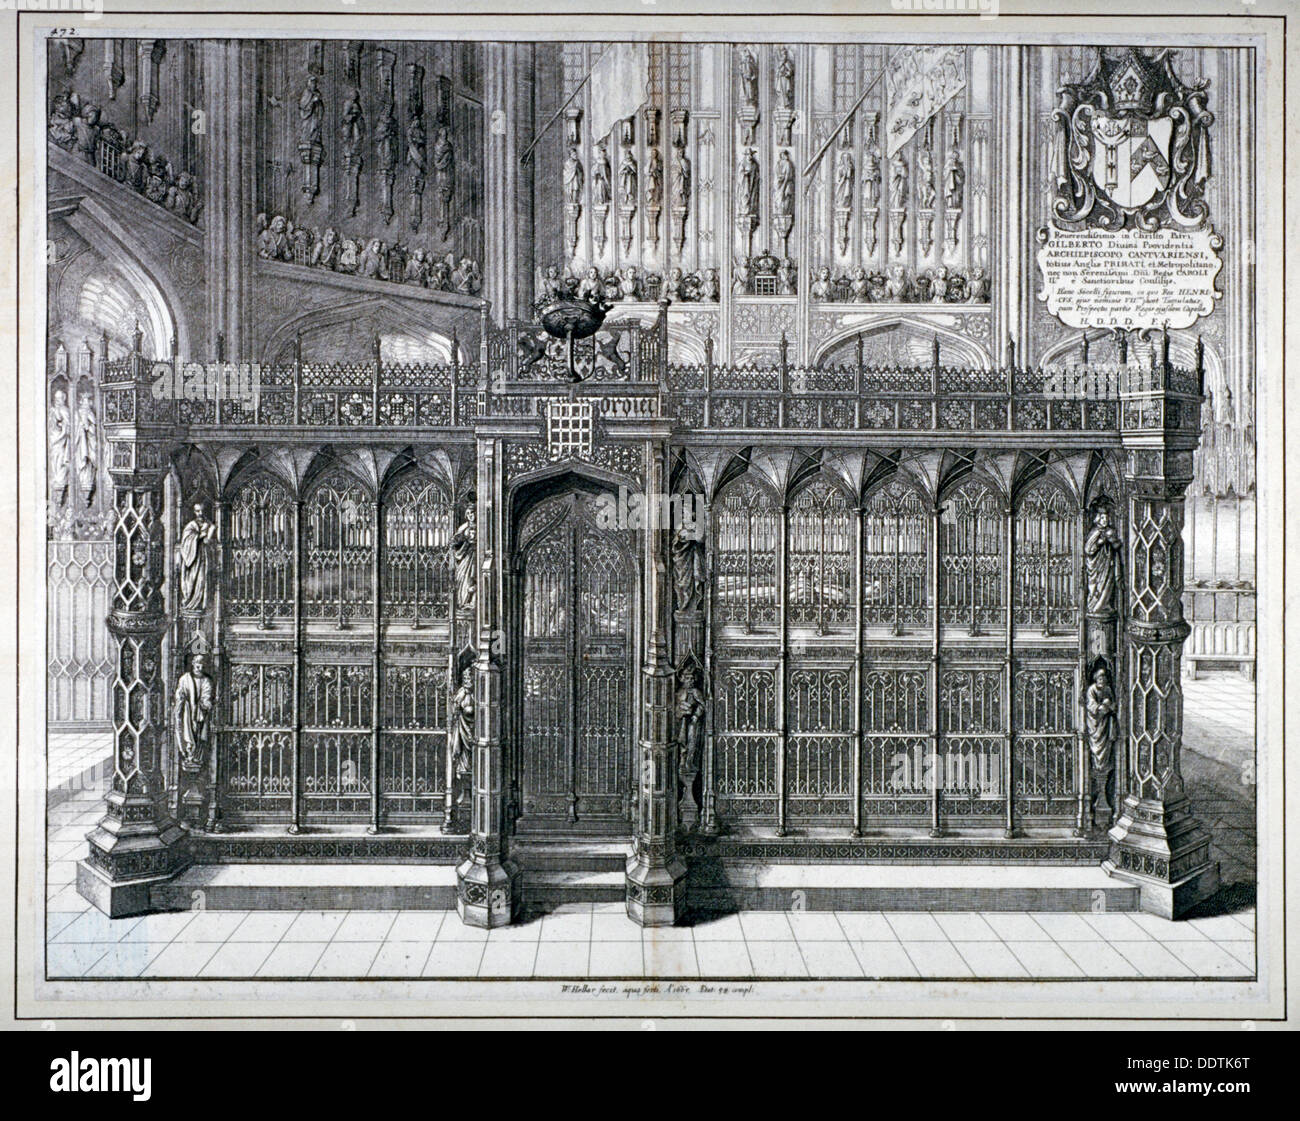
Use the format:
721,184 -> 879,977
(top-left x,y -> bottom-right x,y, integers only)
379,662 -> 447,819
940,480 -> 1005,630
383,476 -> 452,623
938,665 -> 1004,814
227,477 -> 293,622
1014,483 -> 1079,632
788,480 -> 854,632
861,666 -> 930,819
787,666 -> 853,823
713,665 -> 778,821
303,477 -> 374,622
714,479 -> 780,631
221,662 -> 294,822
1012,664 -> 1077,818
300,662 -> 373,819
862,480 -> 931,632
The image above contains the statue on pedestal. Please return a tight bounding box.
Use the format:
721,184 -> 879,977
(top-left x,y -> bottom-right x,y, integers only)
450,667 -> 475,805
1085,505 -> 1122,658
1086,664 -> 1117,827
178,502 -> 218,616
174,651 -> 214,774
453,503 -> 477,612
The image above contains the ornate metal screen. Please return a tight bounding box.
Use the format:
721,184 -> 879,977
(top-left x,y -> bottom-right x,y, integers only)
1014,482 -> 1079,632
303,478 -> 374,623
713,665 -> 779,821
383,477 -> 452,623
714,479 -> 780,631
224,662 -> 294,820
1012,663 -> 1077,819
939,666 -> 1005,817
788,480 -> 854,632
227,478 -> 294,623
940,480 -> 1005,631
48,539 -> 114,727
862,480 -> 930,632
517,492 -> 635,831
787,667 -> 854,823
862,666 -> 930,817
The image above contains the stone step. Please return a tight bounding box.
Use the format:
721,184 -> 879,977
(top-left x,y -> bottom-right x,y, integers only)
522,869 -> 626,905
684,864 -> 1141,913
151,863 -> 459,911
513,839 -> 633,873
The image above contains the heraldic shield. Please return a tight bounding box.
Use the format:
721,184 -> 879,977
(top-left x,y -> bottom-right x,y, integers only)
1050,47 -> 1213,231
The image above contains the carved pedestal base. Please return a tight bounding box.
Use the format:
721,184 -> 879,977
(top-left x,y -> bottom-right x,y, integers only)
455,853 -> 519,928
1104,793 -> 1219,919
625,846 -> 686,927
78,791 -> 188,917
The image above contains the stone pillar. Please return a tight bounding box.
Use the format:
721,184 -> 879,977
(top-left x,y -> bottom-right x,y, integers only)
202,40 -> 256,363
456,438 -> 519,927
78,346 -> 187,917
627,435 -> 687,925
1105,370 -> 1220,918
483,43 -> 535,325
991,46 -> 1032,363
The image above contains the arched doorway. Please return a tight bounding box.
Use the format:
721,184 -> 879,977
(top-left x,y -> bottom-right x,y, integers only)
514,489 -> 638,835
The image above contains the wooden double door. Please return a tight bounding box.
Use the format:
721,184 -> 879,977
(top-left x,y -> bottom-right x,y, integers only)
514,491 -> 638,834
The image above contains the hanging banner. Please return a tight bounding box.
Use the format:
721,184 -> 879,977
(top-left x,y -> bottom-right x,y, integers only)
884,45 -> 967,158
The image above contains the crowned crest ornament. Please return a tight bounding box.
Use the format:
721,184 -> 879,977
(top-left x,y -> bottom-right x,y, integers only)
1051,47 -> 1213,231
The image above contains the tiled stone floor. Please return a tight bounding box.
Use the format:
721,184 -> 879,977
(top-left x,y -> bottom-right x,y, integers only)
44,671 -> 1256,981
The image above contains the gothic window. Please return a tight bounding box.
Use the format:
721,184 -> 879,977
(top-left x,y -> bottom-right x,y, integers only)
714,477 -> 780,631
303,475 -> 374,622
788,478 -> 854,631
939,479 -> 1005,630
862,478 -> 930,631
383,475 -> 452,623
227,476 -> 294,622
1014,482 -> 1078,631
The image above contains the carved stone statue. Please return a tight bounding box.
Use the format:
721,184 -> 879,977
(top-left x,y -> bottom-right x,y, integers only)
618,147 -> 638,208
738,49 -> 759,108
563,146 -> 585,208
591,141 -> 612,208
1086,665 -> 1118,825
774,149 -> 795,219
74,390 -> 98,507
48,389 -> 71,508
645,146 -> 663,209
676,665 -> 707,775
862,146 -> 881,209
375,100 -> 399,223
449,667 -> 474,803
944,146 -> 966,209
340,87 -> 366,218
916,147 -> 936,209
1085,506 -> 1122,618
178,502 -> 218,615
432,125 -> 455,240
737,147 -> 760,219
889,154 -> 909,209
776,49 -> 795,111
453,503 -> 477,612
671,525 -> 706,614
297,75 -> 324,200
174,652 -> 214,774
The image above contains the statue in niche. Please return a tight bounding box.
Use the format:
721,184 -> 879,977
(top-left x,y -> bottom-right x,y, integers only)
944,146 -> 966,209
671,524 -> 706,614
406,113 -> 427,232
432,125 -> 455,241
591,141 -> 611,208
375,100 -> 399,223
563,146 -> 585,208
340,87 -> 366,219
676,664 -> 707,776
916,147 -> 936,209
74,389 -> 98,507
449,667 -> 474,804
834,147 -> 855,212
738,49 -> 759,108
1085,505 -> 1122,617
174,650 -> 214,774
618,147 -> 638,208
48,389 -> 71,507
178,502 -> 218,615
889,154 -> 909,209
737,147 -> 760,220
773,149 -> 795,219
297,75 -> 324,200
453,502 -> 477,612
776,49 -> 795,111
1086,664 -> 1118,826
862,145 -> 881,210
645,146 -> 663,210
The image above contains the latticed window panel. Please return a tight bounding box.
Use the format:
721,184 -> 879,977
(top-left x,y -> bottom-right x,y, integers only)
714,667 -> 778,819
861,667 -> 930,799
939,667 -> 1003,798
714,479 -> 780,631
220,662 -> 293,821
788,667 -> 854,819
303,477 -> 374,621
788,480 -> 854,631
228,477 -> 294,621
380,663 -> 448,817
939,480 -> 1005,628
1014,484 -> 1079,630
862,480 -> 931,630
1012,665 -> 1077,813
47,540 -> 114,725
383,476 -> 452,622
